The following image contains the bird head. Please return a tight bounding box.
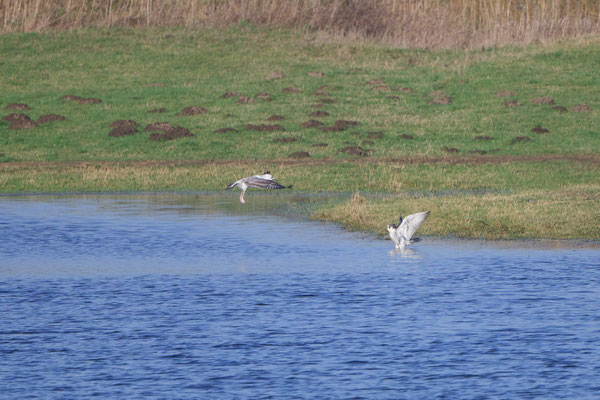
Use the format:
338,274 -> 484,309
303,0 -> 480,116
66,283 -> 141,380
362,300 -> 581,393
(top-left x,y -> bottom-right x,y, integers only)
387,224 -> 397,232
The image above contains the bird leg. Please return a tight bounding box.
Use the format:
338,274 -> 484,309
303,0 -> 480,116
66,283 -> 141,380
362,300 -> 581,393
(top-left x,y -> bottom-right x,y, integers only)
240,189 -> 246,204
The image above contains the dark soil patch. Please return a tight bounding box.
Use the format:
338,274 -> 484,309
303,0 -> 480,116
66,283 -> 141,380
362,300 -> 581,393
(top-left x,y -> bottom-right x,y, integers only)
246,124 -> 285,132
397,87 -> 414,94
308,72 -> 325,77
531,97 -> 554,105
111,120 -> 140,130
282,87 -> 301,94
37,114 -> 67,124
266,71 -> 284,80
321,120 -> 359,132
300,119 -> 323,128
149,107 -> 166,113
237,96 -> 255,104
149,126 -> 194,141
400,134 -> 414,140
443,146 -> 459,153
255,92 -> 272,101
313,88 -> 329,96
273,137 -> 298,143
496,90 -> 516,97
474,135 -> 493,141
179,106 -> 208,116
552,106 -> 568,113
4,103 -> 31,111
340,146 -> 370,156
309,110 -> 329,118
428,91 -> 452,104
267,114 -> 284,121
367,131 -> 384,139
372,85 -> 391,92
2,113 -> 37,130
60,95 -> 101,104
512,136 -> 532,143
531,125 -> 549,134
312,143 -> 328,147
109,125 -> 138,137
504,100 -> 522,107
570,104 -> 592,112
213,127 -> 238,133
221,91 -> 242,99
366,78 -> 385,85
362,140 -> 374,145
289,151 -> 310,158
145,122 -> 174,132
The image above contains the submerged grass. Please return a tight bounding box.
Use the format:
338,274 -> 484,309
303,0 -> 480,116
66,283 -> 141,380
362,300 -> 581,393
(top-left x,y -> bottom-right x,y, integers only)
1,27 -> 599,240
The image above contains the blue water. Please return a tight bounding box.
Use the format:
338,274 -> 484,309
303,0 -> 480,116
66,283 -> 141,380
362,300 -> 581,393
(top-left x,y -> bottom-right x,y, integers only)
1,194 -> 599,399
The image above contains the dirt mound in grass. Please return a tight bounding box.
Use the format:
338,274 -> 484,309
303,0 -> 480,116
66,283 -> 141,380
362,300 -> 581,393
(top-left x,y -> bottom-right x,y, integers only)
443,146 -> 459,153
496,90 -> 516,97
300,119 -> 323,128
221,91 -> 242,99
4,103 -> 31,111
2,113 -> 37,129
109,120 -> 139,137
308,72 -> 325,77
428,91 -> 452,104
309,110 -> 329,118
37,114 -> 67,124
512,136 -> 531,143
145,122 -> 174,132
267,115 -> 284,121
340,145 -> 370,156
321,120 -> 359,132
397,87 -> 414,94
474,135 -> 493,141
282,87 -> 301,94
531,125 -> 549,134
246,124 -> 285,132
273,137 -> 298,143
149,126 -> 194,141
570,104 -> 592,112
61,95 -> 101,104
179,106 -> 207,116
367,131 -> 384,139
289,151 -> 310,158
255,92 -> 272,101
266,71 -> 284,80
312,143 -> 328,147
504,100 -> 522,107
400,134 -> 414,140
531,97 -> 554,105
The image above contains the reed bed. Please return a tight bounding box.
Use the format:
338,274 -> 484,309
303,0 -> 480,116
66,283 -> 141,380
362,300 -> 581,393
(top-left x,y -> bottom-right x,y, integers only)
2,0 -> 600,48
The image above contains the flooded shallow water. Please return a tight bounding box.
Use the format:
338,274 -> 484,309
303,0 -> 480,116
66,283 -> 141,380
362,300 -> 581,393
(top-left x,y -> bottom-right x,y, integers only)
1,194 -> 599,399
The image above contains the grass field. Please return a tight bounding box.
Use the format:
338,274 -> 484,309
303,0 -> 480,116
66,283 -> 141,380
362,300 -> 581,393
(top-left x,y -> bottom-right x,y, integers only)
1,26 -> 599,240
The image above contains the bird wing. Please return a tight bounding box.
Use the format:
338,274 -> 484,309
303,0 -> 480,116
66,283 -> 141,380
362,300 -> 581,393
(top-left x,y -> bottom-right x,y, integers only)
225,178 -> 243,190
245,177 -> 286,189
398,211 -> 430,241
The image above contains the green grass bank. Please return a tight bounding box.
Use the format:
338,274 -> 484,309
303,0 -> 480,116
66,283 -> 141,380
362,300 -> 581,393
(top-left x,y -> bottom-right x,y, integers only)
1,27 -> 599,240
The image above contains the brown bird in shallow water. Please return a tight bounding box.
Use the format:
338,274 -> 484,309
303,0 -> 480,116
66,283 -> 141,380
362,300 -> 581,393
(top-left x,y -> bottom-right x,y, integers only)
226,172 -> 289,203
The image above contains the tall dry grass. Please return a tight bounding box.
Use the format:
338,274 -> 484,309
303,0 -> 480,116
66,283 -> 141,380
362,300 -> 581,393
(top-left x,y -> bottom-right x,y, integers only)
1,0 -> 600,48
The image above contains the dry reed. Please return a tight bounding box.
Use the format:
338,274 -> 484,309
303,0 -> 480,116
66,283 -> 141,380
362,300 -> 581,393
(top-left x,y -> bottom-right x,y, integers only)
1,0 -> 599,48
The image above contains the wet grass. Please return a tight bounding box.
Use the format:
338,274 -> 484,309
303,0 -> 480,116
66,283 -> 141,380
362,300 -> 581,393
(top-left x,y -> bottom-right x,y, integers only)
1,27 -> 599,240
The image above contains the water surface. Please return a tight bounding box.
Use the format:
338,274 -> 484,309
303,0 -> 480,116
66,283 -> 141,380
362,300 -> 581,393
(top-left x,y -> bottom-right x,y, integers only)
1,194 -> 599,399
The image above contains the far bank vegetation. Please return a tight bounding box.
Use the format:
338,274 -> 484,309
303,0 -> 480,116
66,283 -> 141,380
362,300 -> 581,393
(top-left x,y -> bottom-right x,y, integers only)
2,0 -> 600,48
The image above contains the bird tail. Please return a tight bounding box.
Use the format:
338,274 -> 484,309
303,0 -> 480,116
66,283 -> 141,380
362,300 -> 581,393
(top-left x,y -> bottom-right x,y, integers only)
409,237 -> 421,244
